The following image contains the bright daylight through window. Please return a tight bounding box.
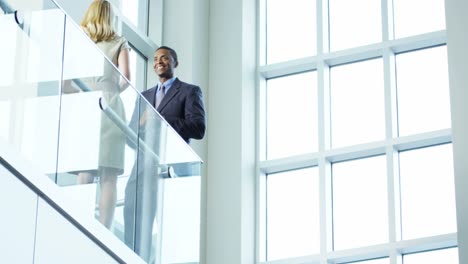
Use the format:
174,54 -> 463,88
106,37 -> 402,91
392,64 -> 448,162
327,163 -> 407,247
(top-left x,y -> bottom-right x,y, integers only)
258,0 -> 456,263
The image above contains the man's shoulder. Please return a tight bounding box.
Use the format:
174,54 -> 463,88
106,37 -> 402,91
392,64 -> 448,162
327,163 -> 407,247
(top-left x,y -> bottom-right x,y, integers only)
175,78 -> 200,90
140,86 -> 157,100
142,85 -> 157,94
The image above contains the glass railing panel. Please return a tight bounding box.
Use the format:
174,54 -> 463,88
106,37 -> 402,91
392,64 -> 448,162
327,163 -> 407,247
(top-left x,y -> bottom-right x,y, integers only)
160,173 -> 201,264
59,12 -> 137,235
124,95 -> 162,262
2,1 -> 203,262
56,6 -> 202,263
125,95 -> 202,263
0,5 -> 65,178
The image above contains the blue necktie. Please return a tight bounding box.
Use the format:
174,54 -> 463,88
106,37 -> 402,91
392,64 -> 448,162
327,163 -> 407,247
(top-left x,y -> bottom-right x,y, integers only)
155,85 -> 165,108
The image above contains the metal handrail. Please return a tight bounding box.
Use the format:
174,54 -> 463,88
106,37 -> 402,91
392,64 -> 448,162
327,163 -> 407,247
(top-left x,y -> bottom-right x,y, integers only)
70,79 -> 175,177
71,78 -> 92,92
0,0 -> 23,26
0,0 -> 13,14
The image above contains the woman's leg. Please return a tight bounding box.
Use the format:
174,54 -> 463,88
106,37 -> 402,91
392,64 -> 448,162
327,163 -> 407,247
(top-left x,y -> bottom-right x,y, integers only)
98,167 -> 118,229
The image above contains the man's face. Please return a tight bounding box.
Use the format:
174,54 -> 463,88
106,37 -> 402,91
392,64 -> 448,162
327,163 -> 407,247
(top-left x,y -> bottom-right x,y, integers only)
153,48 -> 177,79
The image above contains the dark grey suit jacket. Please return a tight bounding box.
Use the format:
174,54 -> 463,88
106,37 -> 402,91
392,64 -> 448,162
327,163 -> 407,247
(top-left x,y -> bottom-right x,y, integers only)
129,77 -> 206,143
126,78 -> 206,176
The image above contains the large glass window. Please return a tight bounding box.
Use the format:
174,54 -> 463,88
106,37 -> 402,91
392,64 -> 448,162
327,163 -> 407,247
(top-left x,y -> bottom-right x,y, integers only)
264,167 -> 320,261
393,0 -> 446,39
332,155 -> 388,250
399,144 -> 457,240
266,72 -> 318,159
266,0 -> 316,64
396,46 -> 451,137
118,0 -> 148,33
403,247 -> 459,264
329,0 -> 381,51
258,0 -> 454,263
330,59 -> 385,148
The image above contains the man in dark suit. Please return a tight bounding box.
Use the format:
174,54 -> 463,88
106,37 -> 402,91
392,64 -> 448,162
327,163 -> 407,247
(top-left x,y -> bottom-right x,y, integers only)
123,46 -> 206,261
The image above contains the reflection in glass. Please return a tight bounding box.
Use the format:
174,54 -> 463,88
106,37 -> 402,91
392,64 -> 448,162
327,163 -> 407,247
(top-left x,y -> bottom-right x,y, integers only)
266,168 -> 320,260
0,9 -> 65,176
396,46 -> 451,136
403,247 -> 459,264
399,144 -> 457,240
267,72 -> 318,160
330,59 -> 385,148
393,0 -> 446,39
332,155 -> 388,250
329,0 -> 381,51
266,0 -> 316,64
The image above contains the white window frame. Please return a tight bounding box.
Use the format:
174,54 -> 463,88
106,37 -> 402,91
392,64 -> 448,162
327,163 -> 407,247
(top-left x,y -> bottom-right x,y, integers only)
256,0 -> 455,263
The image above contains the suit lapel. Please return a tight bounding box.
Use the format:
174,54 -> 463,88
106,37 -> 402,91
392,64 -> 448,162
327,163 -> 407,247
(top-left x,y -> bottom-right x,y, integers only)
146,86 -> 157,107
157,78 -> 181,111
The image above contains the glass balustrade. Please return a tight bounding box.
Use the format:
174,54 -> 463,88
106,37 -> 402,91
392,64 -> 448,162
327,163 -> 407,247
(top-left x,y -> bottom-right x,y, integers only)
0,1 -> 202,263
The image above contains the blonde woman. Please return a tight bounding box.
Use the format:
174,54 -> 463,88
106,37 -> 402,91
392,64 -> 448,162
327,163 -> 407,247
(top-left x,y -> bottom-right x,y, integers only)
77,0 -> 130,229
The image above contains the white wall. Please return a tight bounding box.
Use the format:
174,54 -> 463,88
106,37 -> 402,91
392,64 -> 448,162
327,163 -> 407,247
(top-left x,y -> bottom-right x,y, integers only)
205,0 -> 257,263
444,0 -> 468,263
162,0 -> 209,165
159,0 -> 211,263
161,0 -> 257,263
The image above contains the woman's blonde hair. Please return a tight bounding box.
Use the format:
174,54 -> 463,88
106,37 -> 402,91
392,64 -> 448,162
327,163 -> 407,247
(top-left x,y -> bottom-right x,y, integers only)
81,0 -> 115,42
